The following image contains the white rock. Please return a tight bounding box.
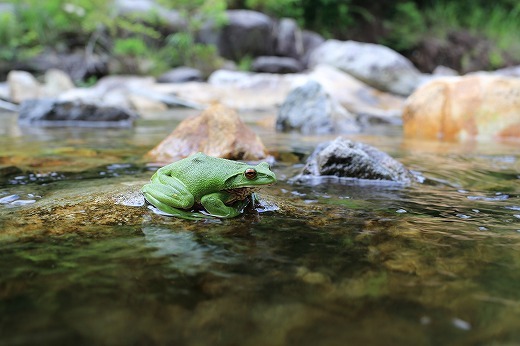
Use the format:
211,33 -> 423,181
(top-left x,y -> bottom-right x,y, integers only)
309,39 -> 423,96
43,69 -> 75,97
128,94 -> 167,112
7,70 -> 41,103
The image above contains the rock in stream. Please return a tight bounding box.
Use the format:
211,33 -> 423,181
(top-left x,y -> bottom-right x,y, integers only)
295,137 -> 414,183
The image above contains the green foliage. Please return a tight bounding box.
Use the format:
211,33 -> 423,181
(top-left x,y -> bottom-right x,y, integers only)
157,32 -> 224,77
2,0 -> 228,77
237,0 -> 359,37
424,1 -> 520,54
244,0 -> 303,24
2,0 -> 518,77
0,10 -> 41,60
152,0 -> 228,76
237,55 -> 253,71
113,38 -> 149,57
381,0 -> 520,71
382,2 -> 426,51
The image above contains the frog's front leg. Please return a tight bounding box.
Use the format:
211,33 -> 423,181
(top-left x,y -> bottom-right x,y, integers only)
200,192 -> 250,218
142,173 -> 195,216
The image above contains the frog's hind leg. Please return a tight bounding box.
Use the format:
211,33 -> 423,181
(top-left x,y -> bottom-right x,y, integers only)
143,193 -> 208,220
142,175 -> 203,219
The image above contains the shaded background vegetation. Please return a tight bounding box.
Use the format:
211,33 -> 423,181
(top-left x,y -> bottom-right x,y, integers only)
1,0 -> 519,80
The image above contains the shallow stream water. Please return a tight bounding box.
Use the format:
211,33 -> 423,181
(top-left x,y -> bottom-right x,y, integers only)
1,110 -> 520,345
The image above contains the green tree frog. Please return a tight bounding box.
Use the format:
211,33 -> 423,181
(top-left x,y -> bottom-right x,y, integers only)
142,152 -> 276,219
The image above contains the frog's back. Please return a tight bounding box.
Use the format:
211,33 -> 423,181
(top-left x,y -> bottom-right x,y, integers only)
166,152 -> 247,199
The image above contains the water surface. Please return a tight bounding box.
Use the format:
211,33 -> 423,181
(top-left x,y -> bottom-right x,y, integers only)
1,110 -> 519,345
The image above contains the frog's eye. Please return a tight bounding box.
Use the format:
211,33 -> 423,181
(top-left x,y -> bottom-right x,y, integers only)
244,168 -> 257,180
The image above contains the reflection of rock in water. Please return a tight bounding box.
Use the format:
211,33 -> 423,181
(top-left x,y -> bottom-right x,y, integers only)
142,226 -> 235,275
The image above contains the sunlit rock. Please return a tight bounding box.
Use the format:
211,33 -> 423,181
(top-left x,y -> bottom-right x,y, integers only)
308,39 -> 424,96
303,65 -> 404,124
403,75 -> 520,141
276,80 -> 360,134
150,65 -> 404,118
146,104 -> 268,162
43,68 -> 75,97
7,70 -> 41,103
128,94 -> 167,112
295,137 -> 414,183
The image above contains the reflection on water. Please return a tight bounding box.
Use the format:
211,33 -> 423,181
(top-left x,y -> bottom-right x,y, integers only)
1,111 -> 520,345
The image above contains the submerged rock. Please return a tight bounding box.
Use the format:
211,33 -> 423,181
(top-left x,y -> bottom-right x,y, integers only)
296,137 -> 413,183
146,104 -> 268,162
276,80 -> 360,134
403,75 -> 520,141
18,98 -> 139,127
0,180 -> 149,236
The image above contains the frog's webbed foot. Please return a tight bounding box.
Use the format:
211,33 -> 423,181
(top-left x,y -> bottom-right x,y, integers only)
201,192 -> 250,219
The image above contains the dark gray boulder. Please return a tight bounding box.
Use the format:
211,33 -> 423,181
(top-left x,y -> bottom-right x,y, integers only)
276,80 -> 360,134
298,137 -> 414,183
251,56 -> 303,74
301,30 -> 325,67
274,18 -> 302,59
217,10 -> 275,61
18,99 -> 139,127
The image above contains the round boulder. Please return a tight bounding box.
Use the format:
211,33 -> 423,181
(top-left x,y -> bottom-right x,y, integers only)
298,137 -> 414,183
217,10 -> 274,61
146,104 -> 268,162
403,75 -> 520,141
308,39 -> 423,96
7,70 -> 41,103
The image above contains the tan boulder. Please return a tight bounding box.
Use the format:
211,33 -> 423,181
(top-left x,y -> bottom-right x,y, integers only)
146,104 -> 268,163
403,75 -> 520,141
7,70 -> 41,103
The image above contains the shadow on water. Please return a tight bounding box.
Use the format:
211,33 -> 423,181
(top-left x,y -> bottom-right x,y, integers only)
1,111 -> 520,345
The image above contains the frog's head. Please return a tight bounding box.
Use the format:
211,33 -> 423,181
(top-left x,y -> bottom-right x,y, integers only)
226,162 -> 276,189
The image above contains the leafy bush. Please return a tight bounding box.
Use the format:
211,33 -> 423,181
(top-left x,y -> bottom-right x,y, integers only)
236,0 -> 358,37
2,0 -> 227,77
381,1 -> 520,71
